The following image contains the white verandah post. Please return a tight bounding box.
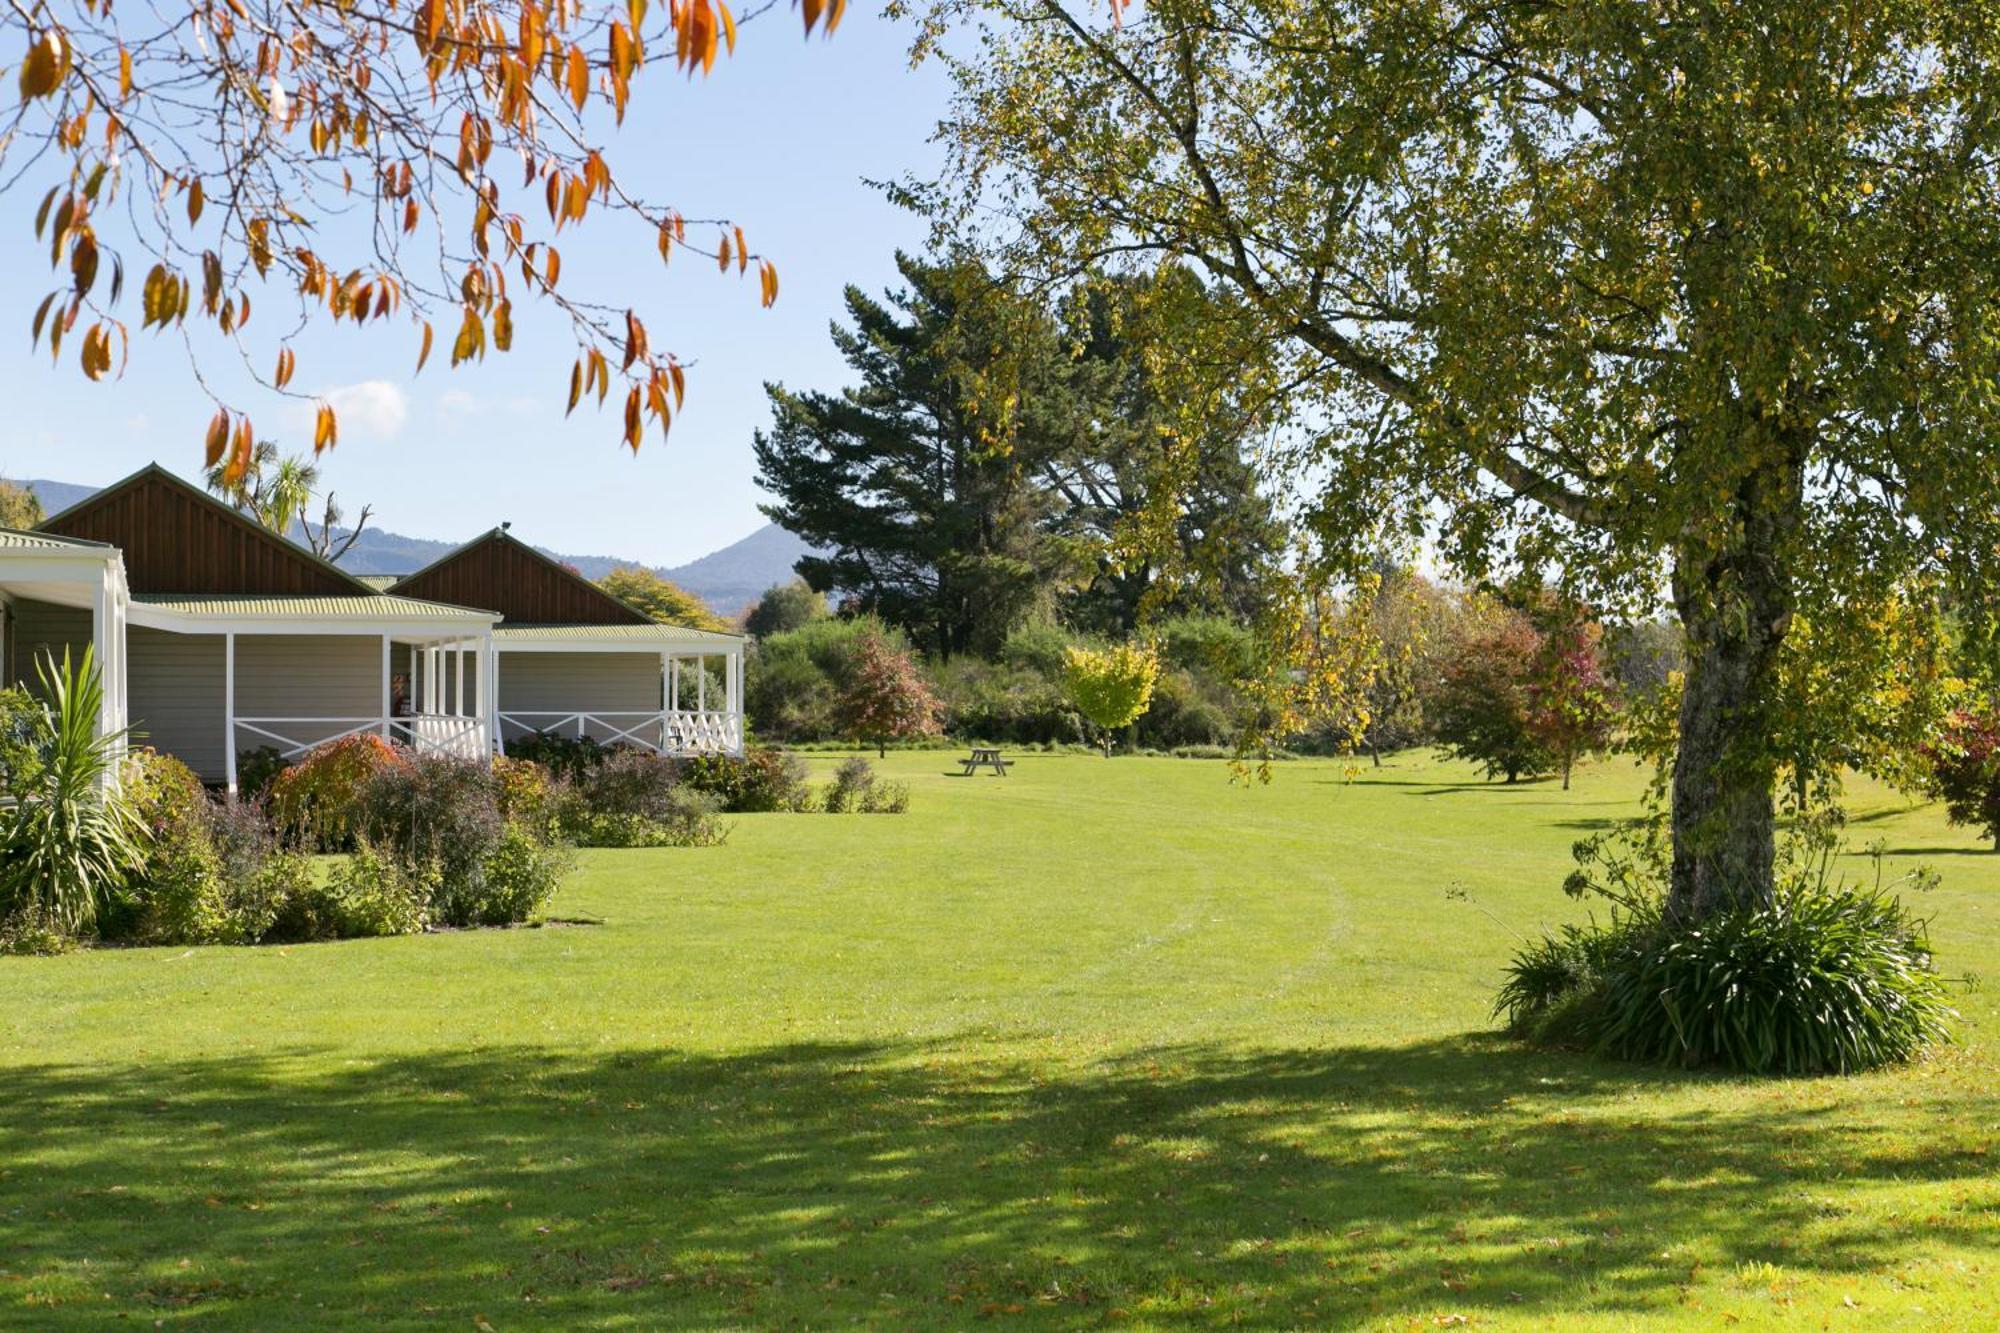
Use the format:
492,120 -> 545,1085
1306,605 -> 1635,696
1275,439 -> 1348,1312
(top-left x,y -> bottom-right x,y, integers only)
487,639 -> 504,756
224,630 -> 237,795
380,634 -> 392,738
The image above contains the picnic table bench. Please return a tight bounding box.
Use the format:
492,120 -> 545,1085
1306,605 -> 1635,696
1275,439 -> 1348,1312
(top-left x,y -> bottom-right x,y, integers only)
959,746 -> 1012,776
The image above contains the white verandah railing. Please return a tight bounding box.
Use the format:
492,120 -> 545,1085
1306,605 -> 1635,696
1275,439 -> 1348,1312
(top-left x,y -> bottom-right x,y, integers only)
497,709 -> 742,756
234,713 -> 489,764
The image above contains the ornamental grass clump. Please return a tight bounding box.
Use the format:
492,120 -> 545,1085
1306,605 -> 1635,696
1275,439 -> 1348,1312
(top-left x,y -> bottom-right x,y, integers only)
1498,823 -> 1956,1075
0,649 -> 145,946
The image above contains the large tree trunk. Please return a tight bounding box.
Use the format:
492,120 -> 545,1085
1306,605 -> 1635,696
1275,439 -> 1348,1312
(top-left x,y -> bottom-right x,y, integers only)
1668,451 -> 1801,922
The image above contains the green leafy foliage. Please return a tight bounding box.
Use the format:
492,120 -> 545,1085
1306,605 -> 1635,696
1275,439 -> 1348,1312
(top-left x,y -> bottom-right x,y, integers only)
755,256 -> 1276,656
326,843 -> 435,938
235,746 -> 287,802
682,746 -> 814,812
743,578 -> 829,639
0,686 -> 45,796
1498,826 -> 1956,1074
821,756 -> 910,814
354,755 -> 508,928
500,732 -> 606,782
0,649 -> 144,943
744,615 -> 882,742
116,749 -> 230,945
916,0 -> 2000,917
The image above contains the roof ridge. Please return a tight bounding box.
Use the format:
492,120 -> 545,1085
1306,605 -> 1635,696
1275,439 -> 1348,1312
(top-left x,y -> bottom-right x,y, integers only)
38,462 -> 382,596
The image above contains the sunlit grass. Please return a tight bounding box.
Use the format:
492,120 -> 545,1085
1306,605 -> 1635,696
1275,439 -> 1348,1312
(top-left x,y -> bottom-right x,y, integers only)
0,751 -> 1992,1327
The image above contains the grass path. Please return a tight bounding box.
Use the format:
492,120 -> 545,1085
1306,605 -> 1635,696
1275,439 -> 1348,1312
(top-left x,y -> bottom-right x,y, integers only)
0,752 -> 1993,1328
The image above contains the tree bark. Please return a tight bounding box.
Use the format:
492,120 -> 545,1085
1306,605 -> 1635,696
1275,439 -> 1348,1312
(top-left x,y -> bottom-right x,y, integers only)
1668,451 -> 1801,922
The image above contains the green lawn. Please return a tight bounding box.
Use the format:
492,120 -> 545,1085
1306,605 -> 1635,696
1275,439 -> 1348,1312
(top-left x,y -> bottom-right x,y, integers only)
0,752 -> 1993,1329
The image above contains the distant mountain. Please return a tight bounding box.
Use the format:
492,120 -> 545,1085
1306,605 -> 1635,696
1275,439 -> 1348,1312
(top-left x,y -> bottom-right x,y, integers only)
658,523 -> 819,616
12,478 -> 95,518
19,479 -> 812,619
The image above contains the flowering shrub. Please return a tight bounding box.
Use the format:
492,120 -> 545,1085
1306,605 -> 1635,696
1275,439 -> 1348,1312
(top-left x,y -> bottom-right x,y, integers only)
269,733 -> 410,851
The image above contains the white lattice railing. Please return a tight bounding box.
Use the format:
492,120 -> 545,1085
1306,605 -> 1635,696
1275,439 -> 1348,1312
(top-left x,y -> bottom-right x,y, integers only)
388,713 -> 489,760
234,714 -> 488,763
234,716 -> 380,761
498,709 -> 742,756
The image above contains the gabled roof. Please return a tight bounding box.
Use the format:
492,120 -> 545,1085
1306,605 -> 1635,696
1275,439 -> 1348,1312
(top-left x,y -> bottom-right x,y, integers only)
387,527 -> 653,627
39,464 -> 382,597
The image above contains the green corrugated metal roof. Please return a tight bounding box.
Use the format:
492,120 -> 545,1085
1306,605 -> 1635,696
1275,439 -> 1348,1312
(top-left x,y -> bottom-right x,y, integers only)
132,593 -> 497,621
494,623 -> 741,644
356,574 -> 403,591
0,526 -> 116,552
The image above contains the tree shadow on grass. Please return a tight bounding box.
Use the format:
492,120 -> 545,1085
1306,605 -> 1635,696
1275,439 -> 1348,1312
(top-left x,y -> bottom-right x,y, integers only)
0,1036 -> 1989,1328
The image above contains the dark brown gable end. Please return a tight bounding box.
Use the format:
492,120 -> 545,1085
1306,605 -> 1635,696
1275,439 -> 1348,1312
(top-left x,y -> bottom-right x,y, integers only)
39,465 -> 376,596
388,530 -> 648,625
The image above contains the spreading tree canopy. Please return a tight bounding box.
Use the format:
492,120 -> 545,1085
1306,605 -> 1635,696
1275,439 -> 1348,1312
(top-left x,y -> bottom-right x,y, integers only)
912,0 -> 2000,919
4,0 -> 842,472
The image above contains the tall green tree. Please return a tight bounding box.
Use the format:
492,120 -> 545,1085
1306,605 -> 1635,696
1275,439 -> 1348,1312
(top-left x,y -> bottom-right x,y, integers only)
755,252 -> 1077,658
915,0 -> 2000,921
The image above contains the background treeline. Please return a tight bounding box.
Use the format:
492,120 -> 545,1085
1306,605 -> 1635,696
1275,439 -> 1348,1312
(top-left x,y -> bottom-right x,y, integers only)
737,250 -> 1677,763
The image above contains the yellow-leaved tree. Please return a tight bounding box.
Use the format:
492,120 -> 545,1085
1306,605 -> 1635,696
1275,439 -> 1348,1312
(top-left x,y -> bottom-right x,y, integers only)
5,0 -> 847,480
1061,641 -> 1159,757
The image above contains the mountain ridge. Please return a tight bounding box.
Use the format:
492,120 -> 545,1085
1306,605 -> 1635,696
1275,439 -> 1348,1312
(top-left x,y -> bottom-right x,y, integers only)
11,478 -> 812,618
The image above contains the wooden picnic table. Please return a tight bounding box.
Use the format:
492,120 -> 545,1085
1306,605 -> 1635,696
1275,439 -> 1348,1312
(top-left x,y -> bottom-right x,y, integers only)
960,746 -> 1012,776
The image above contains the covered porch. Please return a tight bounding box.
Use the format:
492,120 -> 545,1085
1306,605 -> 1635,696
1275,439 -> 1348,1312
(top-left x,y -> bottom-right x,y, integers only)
126,594 -> 501,791
490,624 -> 745,757
0,529 -> 131,758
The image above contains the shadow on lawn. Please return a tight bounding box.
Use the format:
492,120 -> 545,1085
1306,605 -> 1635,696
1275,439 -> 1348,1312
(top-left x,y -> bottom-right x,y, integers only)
0,1036 -> 1988,1326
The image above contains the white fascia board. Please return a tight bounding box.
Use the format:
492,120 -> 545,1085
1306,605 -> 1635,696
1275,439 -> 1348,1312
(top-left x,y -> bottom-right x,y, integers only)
127,606 -> 499,638
492,638 -> 741,653
0,551 -> 124,583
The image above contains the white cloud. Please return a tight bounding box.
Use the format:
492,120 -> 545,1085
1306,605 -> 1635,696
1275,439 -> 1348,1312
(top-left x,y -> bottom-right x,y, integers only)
436,388 -> 480,421
290,380 -> 408,441
432,389 -> 539,425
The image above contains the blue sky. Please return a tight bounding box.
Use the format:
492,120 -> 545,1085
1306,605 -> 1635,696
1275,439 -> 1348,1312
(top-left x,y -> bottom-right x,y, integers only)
0,8 -> 950,567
